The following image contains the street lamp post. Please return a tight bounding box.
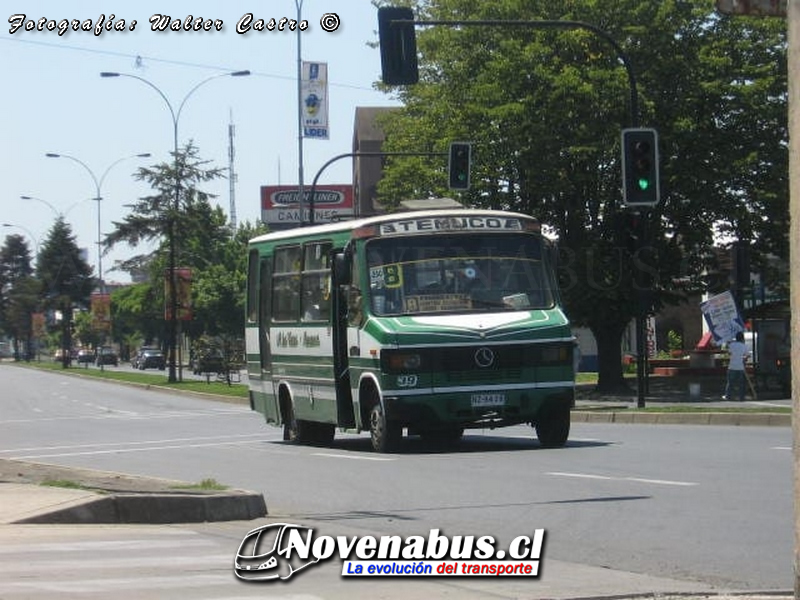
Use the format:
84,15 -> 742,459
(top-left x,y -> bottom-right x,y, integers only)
1,223 -> 40,255
19,195 -> 63,218
100,70 -> 250,382
44,152 -> 151,292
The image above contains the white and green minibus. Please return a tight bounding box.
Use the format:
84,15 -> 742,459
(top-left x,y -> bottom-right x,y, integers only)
245,208 -> 575,452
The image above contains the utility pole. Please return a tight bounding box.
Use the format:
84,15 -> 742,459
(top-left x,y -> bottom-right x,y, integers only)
228,110 -> 238,231
788,3 -> 799,596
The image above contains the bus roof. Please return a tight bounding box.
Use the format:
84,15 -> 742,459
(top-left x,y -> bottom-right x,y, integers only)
248,208 -> 540,245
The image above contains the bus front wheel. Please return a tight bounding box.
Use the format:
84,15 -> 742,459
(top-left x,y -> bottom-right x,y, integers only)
369,403 -> 401,453
283,403 -> 311,443
534,404 -> 570,448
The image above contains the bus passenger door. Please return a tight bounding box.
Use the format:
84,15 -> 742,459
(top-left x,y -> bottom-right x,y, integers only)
332,251 -> 355,427
258,258 -> 279,423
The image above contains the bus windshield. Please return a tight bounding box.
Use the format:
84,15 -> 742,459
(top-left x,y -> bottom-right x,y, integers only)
365,233 -> 555,316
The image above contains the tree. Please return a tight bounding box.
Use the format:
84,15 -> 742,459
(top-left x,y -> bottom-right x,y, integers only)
105,141 -> 227,272
0,234 -> 35,358
105,143 -> 268,366
36,218 -> 94,367
189,221 -> 268,339
110,283 -> 163,358
6,276 -> 41,360
374,0 -> 787,391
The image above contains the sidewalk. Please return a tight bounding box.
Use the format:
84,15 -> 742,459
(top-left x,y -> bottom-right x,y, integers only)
573,373 -> 791,426
0,458 -> 266,525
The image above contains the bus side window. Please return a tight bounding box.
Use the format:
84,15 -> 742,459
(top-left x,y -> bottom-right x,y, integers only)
272,246 -> 301,322
302,273 -> 330,322
246,250 -> 259,323
301,242 -> 332,322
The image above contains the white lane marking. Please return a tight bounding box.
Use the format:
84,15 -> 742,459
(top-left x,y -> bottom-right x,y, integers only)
772,446 -> 792,451
83,403 -> 138,415
0,536 -> 213,554
547,471 -> 697,487
0,408 -> 247,426
0,553 -> 233,572
0,433 -> 265,456
12,442 -> 254,459
312,452 -> 396,462
6,573 -> 233,594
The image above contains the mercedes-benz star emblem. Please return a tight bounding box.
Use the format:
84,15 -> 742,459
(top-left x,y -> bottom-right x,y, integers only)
474,346 -> 495,368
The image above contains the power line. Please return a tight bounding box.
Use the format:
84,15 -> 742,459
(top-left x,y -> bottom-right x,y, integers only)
0,35 -> 376,91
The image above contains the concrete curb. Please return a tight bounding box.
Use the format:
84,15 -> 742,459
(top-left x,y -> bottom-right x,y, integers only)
572,410 -> 791,427
13,490 -> 267,524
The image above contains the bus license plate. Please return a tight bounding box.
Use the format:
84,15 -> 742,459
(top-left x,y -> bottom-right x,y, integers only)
471,393 -> 506,408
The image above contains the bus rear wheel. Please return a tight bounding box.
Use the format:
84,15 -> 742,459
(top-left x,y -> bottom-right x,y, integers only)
369,403 -> 401,453
285,414 -> 334,446
283,402 -> 313,444
534,404 -> 570,448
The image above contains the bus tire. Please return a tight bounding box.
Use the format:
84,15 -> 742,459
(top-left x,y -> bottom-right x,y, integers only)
283,401 -> 312,444
534,404 -> 570,448
369,403 -> 401,453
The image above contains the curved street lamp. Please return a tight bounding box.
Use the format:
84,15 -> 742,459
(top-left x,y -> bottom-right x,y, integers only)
44,152 -> 151,291
1,222 -> 40,256
100,69 -> 250,382
19,195 -> 63,218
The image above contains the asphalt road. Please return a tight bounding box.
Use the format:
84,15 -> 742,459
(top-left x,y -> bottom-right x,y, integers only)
0,364 -> 792,593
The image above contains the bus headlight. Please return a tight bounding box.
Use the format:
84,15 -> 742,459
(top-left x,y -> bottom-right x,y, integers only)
538,344 -> 571,365
381,350 -> 422,373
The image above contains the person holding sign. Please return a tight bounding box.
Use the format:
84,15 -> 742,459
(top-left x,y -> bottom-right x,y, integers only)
723,332 -> 749,401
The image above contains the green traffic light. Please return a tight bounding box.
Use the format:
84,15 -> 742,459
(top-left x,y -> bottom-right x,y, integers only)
638,178 -> 650,191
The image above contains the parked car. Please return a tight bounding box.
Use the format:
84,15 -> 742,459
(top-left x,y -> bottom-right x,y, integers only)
76,349 -> 94,364
190,350 -> 225,375
133,347 -> 166,370
95,346 -> 119,366
53,348 -> 76,363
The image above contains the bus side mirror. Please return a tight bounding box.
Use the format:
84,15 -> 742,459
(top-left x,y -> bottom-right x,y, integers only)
334,253 -> 351,285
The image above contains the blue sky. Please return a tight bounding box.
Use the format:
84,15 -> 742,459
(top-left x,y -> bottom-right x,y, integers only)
2,1 -> 398,282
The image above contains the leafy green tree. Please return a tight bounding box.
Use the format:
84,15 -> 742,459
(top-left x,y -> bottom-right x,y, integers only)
36,218 -> 94,367
189,221 -> 268,339
110,283 -> 163,358
105,141 -> 227,271
0,234 -> 35,358
72,311 -> 97,351
105,143 -> 269,365
374,0 -> 787,391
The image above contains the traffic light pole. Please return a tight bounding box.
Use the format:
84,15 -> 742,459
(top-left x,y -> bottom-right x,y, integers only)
306,151 -> 446,225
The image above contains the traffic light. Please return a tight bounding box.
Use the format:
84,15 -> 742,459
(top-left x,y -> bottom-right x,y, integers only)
378,7 -> 418,85
448,142 -> 472,190
621,128 -> 660,207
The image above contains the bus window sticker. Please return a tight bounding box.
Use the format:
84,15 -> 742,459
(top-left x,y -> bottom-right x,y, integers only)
383,264 -> 403,289
369,266 -> 385,289
370,263 -> 403,290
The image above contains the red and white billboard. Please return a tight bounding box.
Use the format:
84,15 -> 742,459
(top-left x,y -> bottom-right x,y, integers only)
260,184 -> 354,227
